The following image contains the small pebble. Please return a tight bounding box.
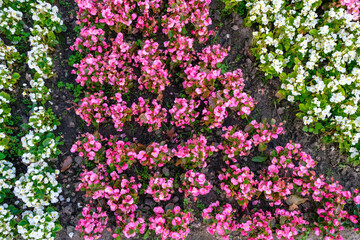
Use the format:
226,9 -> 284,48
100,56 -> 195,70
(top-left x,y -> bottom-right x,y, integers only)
69,232 -> 74,238
66,197 -> 71,202
59,195 -> 65,201
77,202 -> 82,208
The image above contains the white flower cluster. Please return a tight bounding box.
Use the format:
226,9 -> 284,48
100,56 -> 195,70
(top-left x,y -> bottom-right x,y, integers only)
0,160 -> 15,195
0,65 -> 14,91
0,204 -> 17,240
21,130 -> 57,164
27,0 -> 63,80
0,40 -> 19,155
0,40 -> 20,91
14,161 -> 61,208
0,7 -> 23,35
21,0 -> 63,165
0,91 -> 12,153
0,39 -> 19,65
28,106 -> 58,133
1,0 -> 65,238
30,1 -> 63,30
14,0 -> 65,238
23,77 -> 51,104
0,0 -> 63,238
18,206 -> 59,240
0,92 -> 10,125
230,0 -> 360,162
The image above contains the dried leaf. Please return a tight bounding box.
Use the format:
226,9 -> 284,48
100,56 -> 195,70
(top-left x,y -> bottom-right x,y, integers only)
286,195 -> 308,207
275,91 -> 284,100
156,93 -> 163,102
289,204 -> 299,211
166,127 -> 176,139
61,156 -> 72,172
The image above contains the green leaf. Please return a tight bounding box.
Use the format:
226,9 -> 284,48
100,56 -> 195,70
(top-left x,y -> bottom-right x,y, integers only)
12,73 -> 20,79
18,219 -> 28,226
284,40 -> 291,51
143,230 -> 151,239
302,126 -> 308,132
42,138 -> 51,146
61,25 -> 67,32
309,29 -> 318,36
315,122 -> 323,130
280,72 -> 287,80
299,104 -> 307,112
54,224 -> 62,232
251,156 -> 267,162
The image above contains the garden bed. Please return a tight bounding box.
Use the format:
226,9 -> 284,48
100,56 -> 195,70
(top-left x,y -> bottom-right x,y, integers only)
51,0 -> 360,239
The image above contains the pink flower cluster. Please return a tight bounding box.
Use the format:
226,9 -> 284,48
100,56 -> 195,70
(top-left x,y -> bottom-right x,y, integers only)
145,175 -> 174,202
76,205 -> 108,240
179,170 -> 212,201
71,132 -> 104,161
105,139 -> 138,174
259,143 -> 316,206
239,210 -> 273,240
71,133 -> 172,170
72,0 -> 256,137
173,134 -> 216,169
137,142 -> 172,169
218,165 -> 257,208
131,97 -> 167,132
202,201 -> 239,240
220,120 -> 284,163
134,40 -> 169,93
76,91 -> 110,126
114,218 -> 146,239
149,206 -> 194,240
161,0 -> 213,43
169,98 -> 200,128
206,142 -> 360,240
340,0 -> 360,20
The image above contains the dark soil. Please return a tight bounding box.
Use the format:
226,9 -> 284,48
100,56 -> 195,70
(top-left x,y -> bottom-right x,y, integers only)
53,0 -> 360,240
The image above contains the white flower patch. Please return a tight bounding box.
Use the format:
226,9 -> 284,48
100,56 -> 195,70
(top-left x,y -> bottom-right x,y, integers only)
0,7 -> 23,35
28,106 -> 58,133
0,204 -> 17,240
0,160 -> 15,203
0,40 -> 19,65
0,92 -> 11,124
229,0 -> 360,162
20,130 -> 58,164
14,161 -> 61,208
18,206 -> 60,240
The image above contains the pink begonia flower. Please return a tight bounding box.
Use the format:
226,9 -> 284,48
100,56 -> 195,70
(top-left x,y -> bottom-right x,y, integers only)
354,195 -> 360,204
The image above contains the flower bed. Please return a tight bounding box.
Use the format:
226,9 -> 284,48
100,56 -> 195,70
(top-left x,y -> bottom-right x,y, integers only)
0,0 -> 65,239
70,0 -> 360,239
222,0 -> 360,165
